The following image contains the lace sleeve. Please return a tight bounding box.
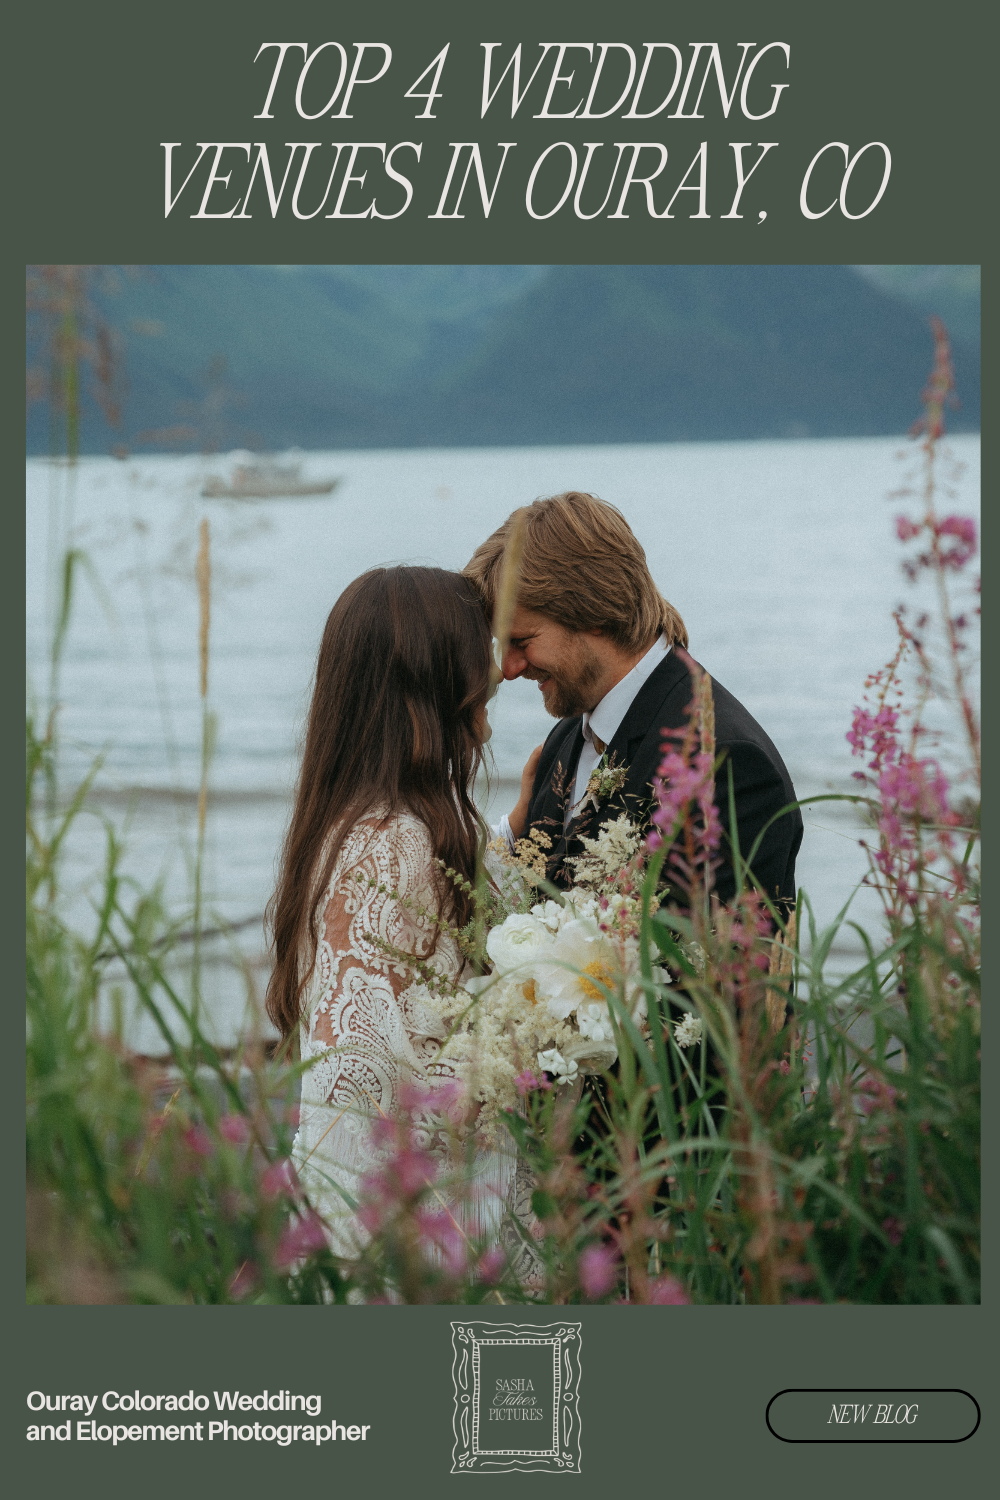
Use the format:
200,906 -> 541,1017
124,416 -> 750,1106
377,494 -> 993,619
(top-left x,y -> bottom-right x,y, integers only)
293,813 -> 461,1251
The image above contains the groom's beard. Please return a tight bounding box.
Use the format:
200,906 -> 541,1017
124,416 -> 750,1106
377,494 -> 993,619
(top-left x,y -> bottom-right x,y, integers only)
531,645 -> 603,719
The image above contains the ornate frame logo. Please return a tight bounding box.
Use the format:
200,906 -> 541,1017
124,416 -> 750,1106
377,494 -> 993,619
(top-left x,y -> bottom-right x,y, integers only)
450,1321 -> 583,1474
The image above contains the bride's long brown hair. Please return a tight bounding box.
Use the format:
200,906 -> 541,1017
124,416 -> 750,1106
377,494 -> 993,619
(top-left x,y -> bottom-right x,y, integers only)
266,566 -> 492,1037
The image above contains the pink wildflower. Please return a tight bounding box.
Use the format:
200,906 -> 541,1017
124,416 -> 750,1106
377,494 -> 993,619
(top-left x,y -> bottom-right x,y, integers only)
368,1115 -> 396,1151
477,1246 -> 506,1285
652,747 -> 719,841
183,1124 -> 214,1158
895,516 -> 921,541
356,1109 -> 438,1233
428,1076 -> 467,1123
873,753 -> 958,897
910,316 -> 956,443
879,755 -> 953,824
858,1075 -> 898,1116
937,515 -> 976,546
355,1187 -> 386,1236
882,1216 -> 904,1247
397,1080 -> 436,1114
274,1210 -> 329,1268
936,514 -> 977,569
218,1113 -> 251,1145
415,1210 -> 467,1276
579,1242 -> 619,1299
229,1260 -> 259,1301
649,733 -> 721,891
515,1069 -> 550,1096
365,1139 -> 436,1205
260,1157 -> 298,1199
648,1275 -> 691,1305
847,704 -> 900,771
392,1148 -> 436,1196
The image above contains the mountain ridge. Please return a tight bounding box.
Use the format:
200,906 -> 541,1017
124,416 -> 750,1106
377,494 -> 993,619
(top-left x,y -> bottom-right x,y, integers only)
25,264 -> 979,454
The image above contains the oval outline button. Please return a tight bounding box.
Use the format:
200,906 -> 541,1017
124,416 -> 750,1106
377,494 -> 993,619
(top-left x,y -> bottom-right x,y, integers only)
766,1388 -> 981,1443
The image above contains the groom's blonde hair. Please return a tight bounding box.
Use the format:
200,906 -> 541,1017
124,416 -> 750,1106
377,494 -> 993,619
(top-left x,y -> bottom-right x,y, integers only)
463,491 -> 688,652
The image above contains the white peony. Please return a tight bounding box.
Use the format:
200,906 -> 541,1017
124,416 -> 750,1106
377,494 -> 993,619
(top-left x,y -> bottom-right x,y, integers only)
485,913 -> 550,976
535,916 -> 628,1020
530,913 -> 663,1026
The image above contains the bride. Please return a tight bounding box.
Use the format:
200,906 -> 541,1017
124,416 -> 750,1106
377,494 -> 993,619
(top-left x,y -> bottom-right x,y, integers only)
265,566 -> 520,1265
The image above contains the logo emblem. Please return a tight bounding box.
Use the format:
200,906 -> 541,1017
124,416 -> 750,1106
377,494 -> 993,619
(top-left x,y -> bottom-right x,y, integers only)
450,1321 -> 582,1473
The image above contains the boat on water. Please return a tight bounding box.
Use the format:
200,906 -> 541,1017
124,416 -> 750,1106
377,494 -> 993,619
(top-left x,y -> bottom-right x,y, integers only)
201,459 -> 338,499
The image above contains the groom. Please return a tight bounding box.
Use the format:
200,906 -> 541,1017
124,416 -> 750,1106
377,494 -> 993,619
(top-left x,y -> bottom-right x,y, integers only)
464,491 -> 802,910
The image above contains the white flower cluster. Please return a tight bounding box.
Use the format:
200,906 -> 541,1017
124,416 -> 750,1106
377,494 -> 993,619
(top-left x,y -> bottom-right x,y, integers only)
577,1003 -> 615,1043
565,813 -> 642,890
421,891 -> 669,1135
537,1048 -> 578,1086
673,1013 -> 704,1049
485,895 -> 656,1025
416,970 -> 576,1140
410,814 -> 670,1137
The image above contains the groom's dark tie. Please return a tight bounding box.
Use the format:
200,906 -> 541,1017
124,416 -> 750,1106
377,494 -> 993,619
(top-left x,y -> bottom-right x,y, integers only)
591,734 -> 606,755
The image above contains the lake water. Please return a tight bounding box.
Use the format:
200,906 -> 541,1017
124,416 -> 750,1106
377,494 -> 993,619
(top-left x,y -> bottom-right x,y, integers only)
26,435 -> 980,1051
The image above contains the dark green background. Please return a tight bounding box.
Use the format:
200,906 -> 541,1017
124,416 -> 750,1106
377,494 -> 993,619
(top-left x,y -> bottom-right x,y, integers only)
15,1306 -> 991,1495
14,0 -> 987,263
10,1 -> 991,1495
476,1341 -> 556,1452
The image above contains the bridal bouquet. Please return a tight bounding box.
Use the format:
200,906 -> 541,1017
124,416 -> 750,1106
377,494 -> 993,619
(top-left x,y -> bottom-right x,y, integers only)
422,811 -> 668,1135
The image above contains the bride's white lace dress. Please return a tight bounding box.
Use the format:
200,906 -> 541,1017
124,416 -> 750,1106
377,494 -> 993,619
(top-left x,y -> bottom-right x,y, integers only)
293,810 -> 521,1262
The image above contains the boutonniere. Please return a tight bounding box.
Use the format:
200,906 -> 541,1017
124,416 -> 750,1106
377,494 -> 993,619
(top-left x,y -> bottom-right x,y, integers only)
584,754 -> 629,808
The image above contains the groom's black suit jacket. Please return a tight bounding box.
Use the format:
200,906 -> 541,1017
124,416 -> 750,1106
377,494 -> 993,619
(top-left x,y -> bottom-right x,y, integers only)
525,651 -> 802,908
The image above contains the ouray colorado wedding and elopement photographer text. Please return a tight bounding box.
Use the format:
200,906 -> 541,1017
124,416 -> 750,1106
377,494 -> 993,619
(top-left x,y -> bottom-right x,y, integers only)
26,1390 -> 369,1446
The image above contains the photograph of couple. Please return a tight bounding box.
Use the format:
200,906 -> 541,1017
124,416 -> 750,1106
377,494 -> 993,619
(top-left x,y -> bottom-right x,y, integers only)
26,264 -> 980,1306
283,491 -> 801,1289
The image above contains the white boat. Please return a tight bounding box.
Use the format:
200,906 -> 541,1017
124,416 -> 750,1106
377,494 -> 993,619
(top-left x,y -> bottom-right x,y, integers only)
201,459 -> 337,499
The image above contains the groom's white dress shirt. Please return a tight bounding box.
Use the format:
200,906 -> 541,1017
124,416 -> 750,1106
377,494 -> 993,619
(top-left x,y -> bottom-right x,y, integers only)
497,632 -> 670,846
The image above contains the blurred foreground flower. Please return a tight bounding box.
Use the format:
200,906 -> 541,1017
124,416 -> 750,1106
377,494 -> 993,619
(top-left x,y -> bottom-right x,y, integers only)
579,1242 -> 619,1299
274,1210 -> 328,1269
648,1276 -> 691,1305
